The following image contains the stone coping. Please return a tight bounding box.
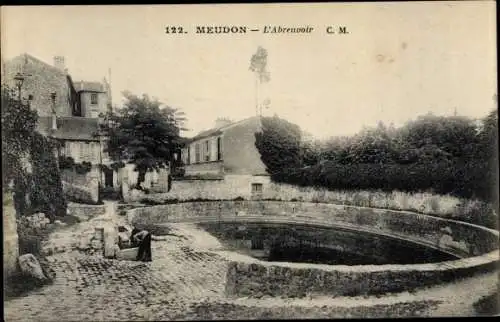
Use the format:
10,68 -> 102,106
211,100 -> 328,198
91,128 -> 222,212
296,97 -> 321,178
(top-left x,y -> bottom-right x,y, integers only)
126,201 -> 499,274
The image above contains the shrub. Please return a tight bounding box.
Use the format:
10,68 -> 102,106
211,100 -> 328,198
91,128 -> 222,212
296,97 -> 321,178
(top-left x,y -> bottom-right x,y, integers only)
58,156 -> 75,170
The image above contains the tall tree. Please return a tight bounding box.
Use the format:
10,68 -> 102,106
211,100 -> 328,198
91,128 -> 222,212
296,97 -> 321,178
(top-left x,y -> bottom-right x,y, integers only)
249,46 -> 271,116
100,91 -> 187,188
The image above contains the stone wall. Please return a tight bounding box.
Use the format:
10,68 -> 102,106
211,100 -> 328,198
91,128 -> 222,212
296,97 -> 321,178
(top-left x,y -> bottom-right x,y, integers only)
3,193 -> 19,278
131,175 -> 272,201
225,258 -> 496,298
127,201 -> 499,257
222,117 -> 267,175
127,201 -> 499,298
139,178 -> 471,219
184,161 -> 224,176
3,54 -> 74,117
62,180 -> 99,204
61,168 -> 96,187
67,203 -> 107,221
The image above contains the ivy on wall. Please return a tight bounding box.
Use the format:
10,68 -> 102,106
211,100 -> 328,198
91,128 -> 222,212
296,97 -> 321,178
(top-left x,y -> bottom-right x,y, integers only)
58,156 -> 92,174
2,84 -> 67,221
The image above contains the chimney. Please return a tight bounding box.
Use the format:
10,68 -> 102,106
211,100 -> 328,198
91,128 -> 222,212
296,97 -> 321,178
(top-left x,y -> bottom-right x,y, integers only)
214,118 -> 232,129
53,56 -> 66,72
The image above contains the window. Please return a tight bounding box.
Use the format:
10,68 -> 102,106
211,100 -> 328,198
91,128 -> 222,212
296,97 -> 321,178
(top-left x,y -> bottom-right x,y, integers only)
195,143 -> 200,163
217,137 -> 222,160
28,94 -> 34,100
205,140 -> 210,161
91,93 -> 98,105
251,183 -> 263,193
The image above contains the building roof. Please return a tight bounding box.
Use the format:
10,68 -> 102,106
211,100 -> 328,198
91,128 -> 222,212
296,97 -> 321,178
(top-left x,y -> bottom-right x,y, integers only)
37,116 -> 101,141
188,116 -> 260,143
74,81 -> 105,93
14,53 -> 68,76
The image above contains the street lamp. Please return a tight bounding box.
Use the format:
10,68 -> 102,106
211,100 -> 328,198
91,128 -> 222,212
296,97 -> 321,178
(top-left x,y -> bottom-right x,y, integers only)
13,72 -> 25,101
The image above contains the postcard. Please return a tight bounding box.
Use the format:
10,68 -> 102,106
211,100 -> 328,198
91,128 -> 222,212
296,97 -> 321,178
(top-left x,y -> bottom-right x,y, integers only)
2,2 -> 498,320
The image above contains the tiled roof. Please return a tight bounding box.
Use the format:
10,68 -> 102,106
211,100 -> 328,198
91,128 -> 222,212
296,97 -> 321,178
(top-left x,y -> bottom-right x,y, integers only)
189,116 -> 260,142
74,81 -> 105,93
20,53 -> 67,76
37,116 -> 101,141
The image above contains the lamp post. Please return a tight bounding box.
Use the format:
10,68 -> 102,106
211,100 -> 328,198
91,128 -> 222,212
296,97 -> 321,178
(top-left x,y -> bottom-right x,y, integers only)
13,72 -> 25,101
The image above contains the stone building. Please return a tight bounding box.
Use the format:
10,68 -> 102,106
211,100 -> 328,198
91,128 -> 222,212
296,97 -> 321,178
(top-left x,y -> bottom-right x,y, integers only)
2,53 -> 118,193
178,116 -> 270,199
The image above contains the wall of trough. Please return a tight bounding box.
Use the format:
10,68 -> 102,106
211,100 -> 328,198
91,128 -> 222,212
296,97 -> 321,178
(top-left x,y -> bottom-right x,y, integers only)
127,201 -> 499,298
127,201 -> 499,257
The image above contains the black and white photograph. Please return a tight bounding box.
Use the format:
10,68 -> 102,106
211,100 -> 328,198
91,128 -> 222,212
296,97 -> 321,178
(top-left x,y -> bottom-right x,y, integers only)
2,2 -> 498,320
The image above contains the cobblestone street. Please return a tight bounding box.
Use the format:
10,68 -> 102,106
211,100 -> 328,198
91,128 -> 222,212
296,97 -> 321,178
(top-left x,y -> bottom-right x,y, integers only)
4,222 -> 231,321
4,214 -> 498,321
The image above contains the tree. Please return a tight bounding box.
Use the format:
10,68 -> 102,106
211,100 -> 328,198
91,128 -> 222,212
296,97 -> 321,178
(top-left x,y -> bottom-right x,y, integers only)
249,46 -> 271,115
100,91 -> 187,188
255,115 -> 302,175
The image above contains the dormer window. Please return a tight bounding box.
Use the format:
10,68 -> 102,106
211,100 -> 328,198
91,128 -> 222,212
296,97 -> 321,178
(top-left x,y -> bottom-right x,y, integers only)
91,93 -> 98,105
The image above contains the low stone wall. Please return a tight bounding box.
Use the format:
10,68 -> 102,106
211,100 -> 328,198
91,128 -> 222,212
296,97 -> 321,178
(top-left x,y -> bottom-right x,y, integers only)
128,179 -> 489,221
224,257 -> 497,298
130,175 -> 272,201
63,181 -> 99,204
127,201 -> 499,257
67,203 -> 107,221
3,193 -> 19,278
126,200 -> 499,298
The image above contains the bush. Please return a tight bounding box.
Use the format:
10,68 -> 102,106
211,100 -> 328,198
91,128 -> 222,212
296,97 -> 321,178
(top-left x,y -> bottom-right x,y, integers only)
58,156 -> 75,170
272,160 -> 495,202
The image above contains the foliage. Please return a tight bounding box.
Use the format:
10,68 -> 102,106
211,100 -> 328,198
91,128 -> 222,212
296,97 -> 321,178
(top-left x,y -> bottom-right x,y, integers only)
29,132 -> 68,219
267,110 -> 498,203
58,156 -> 91,174
99,91 -> 186,186
1,84 -> 67,220
249,46 -> 270,83
110,161 -> 126,172
1,85 -> 38,189
58,156 -> 75,169
255,115 -> 303,175
75,161 -> 92,174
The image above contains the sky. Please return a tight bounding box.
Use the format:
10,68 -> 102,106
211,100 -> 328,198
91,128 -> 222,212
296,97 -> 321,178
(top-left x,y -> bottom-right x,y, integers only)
2,2 -> 497,139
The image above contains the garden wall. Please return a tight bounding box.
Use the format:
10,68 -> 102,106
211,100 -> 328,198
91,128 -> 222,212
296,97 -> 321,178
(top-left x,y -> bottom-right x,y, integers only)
131,178 -> 498,229
3,193 -> 19,278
